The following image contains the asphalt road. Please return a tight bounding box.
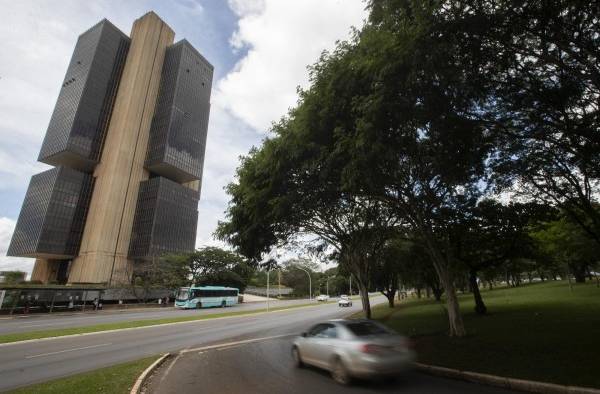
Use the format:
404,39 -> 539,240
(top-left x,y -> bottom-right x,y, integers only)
0,297 -> 367,391
0,298 -> 316,335
147,336 -> 517,394
0,297 -> 518,393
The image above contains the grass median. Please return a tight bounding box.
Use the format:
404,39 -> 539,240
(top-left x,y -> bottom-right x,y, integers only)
10,356 -> 158,394
366,280 -> 600,388
0,301 -> 333,345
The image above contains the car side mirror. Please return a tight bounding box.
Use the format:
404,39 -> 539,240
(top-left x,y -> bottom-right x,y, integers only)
302,332 -> 307,337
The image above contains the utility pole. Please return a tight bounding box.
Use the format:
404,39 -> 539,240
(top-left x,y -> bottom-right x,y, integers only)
267,269 -> 270,312
278,270 -> 281,298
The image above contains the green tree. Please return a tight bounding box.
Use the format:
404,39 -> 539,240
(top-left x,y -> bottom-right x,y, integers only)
1,271 -> 26,284
452,200 -> 554,314
314,0 -> 497,336
403,0 -> 600,243
531,215 -> 597,284
166,247 -> 254,292
216,119 -> 399,317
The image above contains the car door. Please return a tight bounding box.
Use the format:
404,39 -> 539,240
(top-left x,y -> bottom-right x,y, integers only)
309,323 -> 339,370
301,324 -> 328,366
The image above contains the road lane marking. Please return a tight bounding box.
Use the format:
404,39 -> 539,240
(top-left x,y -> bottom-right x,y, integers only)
181,334 -> 294,354
216,345 -> 242,351
25,343 -> 113,359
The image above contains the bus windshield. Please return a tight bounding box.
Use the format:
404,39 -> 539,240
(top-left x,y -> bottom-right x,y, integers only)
176,288 -> 190,301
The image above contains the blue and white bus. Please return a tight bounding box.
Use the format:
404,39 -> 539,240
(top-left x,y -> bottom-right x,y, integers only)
175,286 -> 239,309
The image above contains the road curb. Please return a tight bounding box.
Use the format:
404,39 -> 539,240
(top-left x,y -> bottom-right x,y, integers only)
130,353 -> 170,394
415,363 -> 600,394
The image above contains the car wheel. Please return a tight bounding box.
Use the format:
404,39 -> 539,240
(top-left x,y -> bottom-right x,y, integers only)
331,358 -> 351,385
292,346 -> 304,368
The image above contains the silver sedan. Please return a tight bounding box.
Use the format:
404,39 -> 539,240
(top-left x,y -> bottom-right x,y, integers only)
292,319 -> 415,384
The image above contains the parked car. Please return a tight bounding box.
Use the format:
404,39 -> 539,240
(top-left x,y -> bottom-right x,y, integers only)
292,319 -> 415,384
316,294 -> 330,302
338,295 -> 352,307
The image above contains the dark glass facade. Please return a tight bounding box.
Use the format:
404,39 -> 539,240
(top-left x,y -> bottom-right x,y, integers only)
38,20 -> 130,172
145,40 -> 213,183
129,177 -> 199,259
7,167 -> 94,258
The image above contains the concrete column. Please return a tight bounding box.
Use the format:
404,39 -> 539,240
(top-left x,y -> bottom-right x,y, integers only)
30,259 -> 51,283
69,12 -> 175,285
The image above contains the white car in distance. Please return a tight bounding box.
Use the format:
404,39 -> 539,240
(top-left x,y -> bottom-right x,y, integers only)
316,294 -> 330,302
338,295 -> 352,307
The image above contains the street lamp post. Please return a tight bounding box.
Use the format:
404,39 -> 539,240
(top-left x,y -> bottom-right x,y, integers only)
294,266 -> 312,300
267,269 -> 270,312
326,276 -> 334,297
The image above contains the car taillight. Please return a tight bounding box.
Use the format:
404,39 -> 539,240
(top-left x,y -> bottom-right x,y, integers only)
360,344 -> 386,354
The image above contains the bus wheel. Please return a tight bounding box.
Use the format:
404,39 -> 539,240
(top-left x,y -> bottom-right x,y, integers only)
221,300 -> 226,308
196,302 -> 202,309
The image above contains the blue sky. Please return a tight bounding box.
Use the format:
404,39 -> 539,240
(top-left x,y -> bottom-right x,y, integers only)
0,0 -> 366,274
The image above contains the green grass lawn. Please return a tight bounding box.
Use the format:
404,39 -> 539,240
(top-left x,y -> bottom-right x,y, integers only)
10,356 -> 158,393
368,281 -> 600,388
0,301 -> 333,344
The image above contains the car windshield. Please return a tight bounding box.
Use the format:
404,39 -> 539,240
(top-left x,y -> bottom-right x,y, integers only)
345,321 -> 390,336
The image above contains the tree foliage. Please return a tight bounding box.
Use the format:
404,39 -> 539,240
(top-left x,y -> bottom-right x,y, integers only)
217,0 -> 600,337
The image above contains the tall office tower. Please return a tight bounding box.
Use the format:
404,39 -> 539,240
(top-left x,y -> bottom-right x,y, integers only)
7,13 -> 213,285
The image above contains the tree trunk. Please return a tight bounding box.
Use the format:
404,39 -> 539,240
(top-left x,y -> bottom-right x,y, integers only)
425,287 -> 431,298
358,281 -> 371,319
416,287 -> 422,299
469,270 -> 487,315
382,290 -> 396,308
441,274 -> 466,337
432,261 -> 466,337
571,264 -> 587,283
421,232 -> 466,337
432,286 -> 443,301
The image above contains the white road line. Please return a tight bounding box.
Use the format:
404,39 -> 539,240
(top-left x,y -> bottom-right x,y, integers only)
160,354 -> 181,384
216,345 -> 242,351
181,333 -> 294,354
25,343 -> 113,359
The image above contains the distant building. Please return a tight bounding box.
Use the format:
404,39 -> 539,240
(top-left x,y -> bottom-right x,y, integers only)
7,13 -> 213,285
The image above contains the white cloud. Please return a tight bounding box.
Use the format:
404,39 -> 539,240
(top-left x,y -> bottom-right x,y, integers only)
217,0 -> 366,132
227,0 -> 265,17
